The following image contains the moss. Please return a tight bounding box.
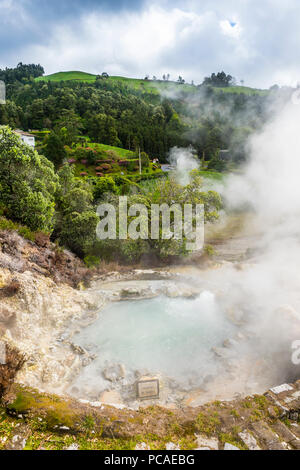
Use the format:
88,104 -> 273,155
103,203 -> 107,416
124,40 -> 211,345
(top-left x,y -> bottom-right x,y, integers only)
168,421 -> 183,436
213,400 -> 222,407
231,409 -> 240,418
204,245 -> 215,256
82,415 -> 95,433
0,407 -> 17,450
241,399 -> 253,409
249,409 -> 264,422
8,389 -> 80,430
253,395 -> 268,410
283,418 -> 292,429
178,436 -> 197,450
218,432 -> 247,450
195,411 -> 221,436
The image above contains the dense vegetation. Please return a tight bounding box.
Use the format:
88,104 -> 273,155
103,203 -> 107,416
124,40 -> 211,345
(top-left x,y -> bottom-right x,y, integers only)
0,64 -> 276,264
0,127 -> 221,263
0,64 -> 269,164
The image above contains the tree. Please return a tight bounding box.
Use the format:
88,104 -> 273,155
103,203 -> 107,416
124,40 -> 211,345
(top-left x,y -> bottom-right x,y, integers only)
93,176 -> 118,201
0,126 -> 58,232
44,132 -> 67,167
177,76 -> 185,85
55,110 -> 83,146
94,175 -> 221,262
0,63 -> 44,84
202,72 -> 234,87
54,165 -> 98,256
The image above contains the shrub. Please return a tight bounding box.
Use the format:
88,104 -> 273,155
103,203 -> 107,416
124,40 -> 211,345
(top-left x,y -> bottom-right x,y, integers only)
98,163 -> 111,172
93,177 -> 117,200
83,255 -> 100,268
0,217 -> 36,241
0,127 -> 58,232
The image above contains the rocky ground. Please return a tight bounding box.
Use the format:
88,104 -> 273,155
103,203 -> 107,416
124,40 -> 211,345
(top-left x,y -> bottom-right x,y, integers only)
1,379 -> 300,450
1,222 -> 300,450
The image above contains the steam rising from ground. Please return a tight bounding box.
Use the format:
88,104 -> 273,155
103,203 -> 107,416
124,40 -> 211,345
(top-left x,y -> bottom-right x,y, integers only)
217,96 -> 300,386
168,146 -> 199,185
70,96 -> 300,406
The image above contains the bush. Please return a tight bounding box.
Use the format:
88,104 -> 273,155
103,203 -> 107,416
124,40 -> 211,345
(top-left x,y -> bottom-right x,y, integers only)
207,157 -> 227,171
0,127 -> 58,232
93,177 -> 118,200
0,216 -> 36,242
83,255 -> 100,268
74,147 -> 98,165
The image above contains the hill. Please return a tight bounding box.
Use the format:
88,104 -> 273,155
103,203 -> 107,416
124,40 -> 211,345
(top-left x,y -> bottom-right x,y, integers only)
36,71 -> 97,82
213,85 -> 269,96
36,71 -> 268,95
36,71 -> 195,94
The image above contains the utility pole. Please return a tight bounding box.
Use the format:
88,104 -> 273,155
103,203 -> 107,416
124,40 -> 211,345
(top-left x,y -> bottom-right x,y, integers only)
139,147 -> 142,175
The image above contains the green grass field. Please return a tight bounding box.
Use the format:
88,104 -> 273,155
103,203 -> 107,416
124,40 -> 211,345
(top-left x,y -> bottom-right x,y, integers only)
198,170 -> 225,181
36,71 -> 97,82
36,71 -> 196,94
83,142 -> 137,159
36,71 -> 268,96
212,85 -> 269,96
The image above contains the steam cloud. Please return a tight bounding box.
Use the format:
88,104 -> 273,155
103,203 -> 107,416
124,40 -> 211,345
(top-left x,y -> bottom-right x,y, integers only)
215,95 -> 300,388
168,146 -> 199,185
70,93 -> 300,405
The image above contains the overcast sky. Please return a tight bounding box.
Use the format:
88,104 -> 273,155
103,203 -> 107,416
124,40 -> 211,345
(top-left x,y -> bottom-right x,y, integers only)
0,0 -> 299,88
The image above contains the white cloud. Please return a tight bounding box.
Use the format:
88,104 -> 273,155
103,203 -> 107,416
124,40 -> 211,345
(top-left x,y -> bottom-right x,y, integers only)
219,19 -> 242,38
5,1 -> 300,88
0,0 -> 30,26
20,5 -> 251,83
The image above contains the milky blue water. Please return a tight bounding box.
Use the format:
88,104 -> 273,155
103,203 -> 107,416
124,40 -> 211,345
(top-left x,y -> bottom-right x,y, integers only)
73,291 -> 236,390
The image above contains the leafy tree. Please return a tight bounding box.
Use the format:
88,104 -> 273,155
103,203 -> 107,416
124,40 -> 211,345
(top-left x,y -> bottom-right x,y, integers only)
44,131 -> 67,167
94,174 -> 221,262
177,76 -> 185,84
140,151 -> 150,168
0,63 -> 44,84
93,176 -> 118,201
55,110 -> 83,146
54,165 -> 98,256
0,126 -> 58,232
202,72 -> 234,87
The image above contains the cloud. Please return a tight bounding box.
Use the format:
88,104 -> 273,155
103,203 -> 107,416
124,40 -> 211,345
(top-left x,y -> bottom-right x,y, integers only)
220,19 -> 242,39
1,0 -> 300,88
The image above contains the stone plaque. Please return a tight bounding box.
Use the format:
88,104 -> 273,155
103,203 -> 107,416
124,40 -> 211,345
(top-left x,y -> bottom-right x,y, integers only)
137,379 -> 160,400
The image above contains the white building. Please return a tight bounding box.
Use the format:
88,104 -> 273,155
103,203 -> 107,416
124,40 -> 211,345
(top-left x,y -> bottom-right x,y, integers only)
14,129 -> 35,148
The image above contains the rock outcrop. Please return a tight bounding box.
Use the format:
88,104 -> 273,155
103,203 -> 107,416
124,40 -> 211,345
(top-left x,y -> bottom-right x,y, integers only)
0,230 -> 91,287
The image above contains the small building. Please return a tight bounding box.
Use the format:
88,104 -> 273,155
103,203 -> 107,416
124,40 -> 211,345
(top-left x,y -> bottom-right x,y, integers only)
219,149 -> 231,161
14,129 -> 35,148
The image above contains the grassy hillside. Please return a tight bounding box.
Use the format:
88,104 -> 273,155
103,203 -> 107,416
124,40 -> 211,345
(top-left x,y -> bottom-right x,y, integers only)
84,142 -> 137,159
36,71 -> 97,82
36,71 -> 195,94
213,85 -> 269,96
36,71 -> 268,95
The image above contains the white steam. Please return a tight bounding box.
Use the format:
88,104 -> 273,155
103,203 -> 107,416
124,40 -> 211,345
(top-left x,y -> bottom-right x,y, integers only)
168,146 -> 199,185
213,97 -> 300,387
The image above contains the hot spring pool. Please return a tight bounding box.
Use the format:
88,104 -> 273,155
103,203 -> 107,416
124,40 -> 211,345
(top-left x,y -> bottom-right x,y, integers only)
70,291 -> 238,399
